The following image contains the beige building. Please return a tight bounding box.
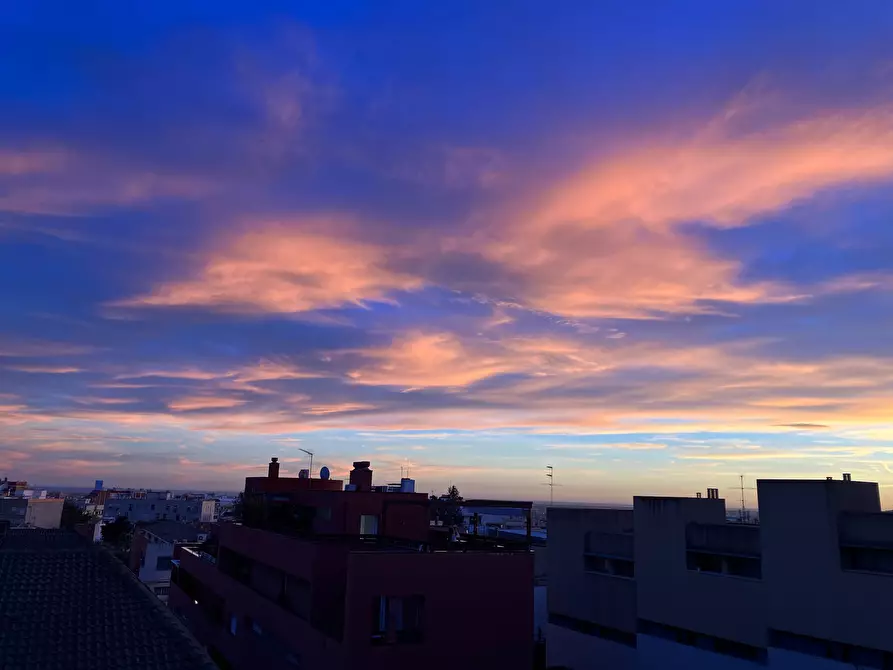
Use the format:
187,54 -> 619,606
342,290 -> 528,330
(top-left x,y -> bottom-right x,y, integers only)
25,498 -> 64,529
548,476 -> 893,669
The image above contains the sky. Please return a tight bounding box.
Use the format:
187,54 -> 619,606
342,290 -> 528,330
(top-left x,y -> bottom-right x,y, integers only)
3,1 -> 893,504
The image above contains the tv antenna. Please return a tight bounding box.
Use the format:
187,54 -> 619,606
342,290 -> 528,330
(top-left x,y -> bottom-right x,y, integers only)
546,466 -> 554,506
736,474 -> 756,523
299,449 -> 314,487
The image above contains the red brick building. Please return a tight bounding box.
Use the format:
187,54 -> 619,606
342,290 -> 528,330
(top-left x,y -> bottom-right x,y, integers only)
169,458 -> 534,670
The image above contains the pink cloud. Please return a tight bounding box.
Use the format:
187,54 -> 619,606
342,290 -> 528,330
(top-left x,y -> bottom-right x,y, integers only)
115,219 -> 424,313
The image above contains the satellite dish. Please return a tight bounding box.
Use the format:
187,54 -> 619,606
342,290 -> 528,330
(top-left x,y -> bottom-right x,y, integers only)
298,469 -> 310,479
320,466 -> 331,480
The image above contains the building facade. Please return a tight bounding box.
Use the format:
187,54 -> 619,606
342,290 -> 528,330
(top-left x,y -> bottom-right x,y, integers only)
169,458 -> 534,670
104,491 -> 215,524
0,496 -> 63,528
130,520 -> 209,602
548,476 -> 893,670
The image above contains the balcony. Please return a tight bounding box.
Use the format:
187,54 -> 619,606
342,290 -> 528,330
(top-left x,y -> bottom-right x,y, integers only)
686,522 -> 760,558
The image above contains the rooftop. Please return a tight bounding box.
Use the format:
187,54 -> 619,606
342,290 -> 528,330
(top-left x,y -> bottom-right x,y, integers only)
0,527 -> 216,670
139,520 -> 207,543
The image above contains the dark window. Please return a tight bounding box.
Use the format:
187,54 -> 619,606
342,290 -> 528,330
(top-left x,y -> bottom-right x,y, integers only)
548,613 -> 637,648
156,556 -> 173,570
371,595 -> 424,644
841,546 -> 893,575
151,504 -> 155,511
280,575 -> 311,620
583,555 -> 635,578
686,551 -> 761,579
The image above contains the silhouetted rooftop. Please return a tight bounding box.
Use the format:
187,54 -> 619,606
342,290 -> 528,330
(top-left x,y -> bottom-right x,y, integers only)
0,528 -> 216,670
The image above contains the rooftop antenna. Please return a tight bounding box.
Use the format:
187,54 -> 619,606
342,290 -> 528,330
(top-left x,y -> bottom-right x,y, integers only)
546,466 -> 554,506
299,449 -> 314,488
736,474 -> 756,523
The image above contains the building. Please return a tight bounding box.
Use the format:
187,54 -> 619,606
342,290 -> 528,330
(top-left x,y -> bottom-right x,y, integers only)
547,475 -> 893,670
103,490 -> 216,524
130,520 -> 210,602
0,496 -> 63,529
169,458 -> 534,670
0,524 -> 216,670
24,498 -> 63,528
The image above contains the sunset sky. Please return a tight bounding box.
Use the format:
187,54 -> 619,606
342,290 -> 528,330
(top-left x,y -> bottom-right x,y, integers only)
3,2 -> 893,504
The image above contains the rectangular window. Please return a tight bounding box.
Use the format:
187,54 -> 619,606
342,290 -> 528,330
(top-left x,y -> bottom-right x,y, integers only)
371,595 -> 424,644
150,504 -> 155,511
360,514 -> 379,536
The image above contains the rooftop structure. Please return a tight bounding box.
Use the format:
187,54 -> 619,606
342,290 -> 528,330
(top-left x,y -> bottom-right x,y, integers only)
130,521 -> 210,603
547,475 -> 893,670
169,457 -> 534,669
0,525 -> 216,670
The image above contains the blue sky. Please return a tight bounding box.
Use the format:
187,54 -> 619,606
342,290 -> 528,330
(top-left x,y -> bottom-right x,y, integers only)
3,1 -> 893,503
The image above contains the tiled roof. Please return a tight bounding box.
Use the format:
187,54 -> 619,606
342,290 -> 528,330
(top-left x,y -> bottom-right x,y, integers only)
0,528 -> 217,670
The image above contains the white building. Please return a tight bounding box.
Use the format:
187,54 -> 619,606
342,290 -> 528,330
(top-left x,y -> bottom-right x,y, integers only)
548,475 -> 893,669
132,521 -> 208,602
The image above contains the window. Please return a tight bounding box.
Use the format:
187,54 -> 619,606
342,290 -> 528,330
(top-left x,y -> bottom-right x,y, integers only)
150,504 -> 155,511
360,514 -> 379,536
156,556 -> 173,570
128,504 -> 133,511
371,596 -> 424,644
229,615 -> 238,636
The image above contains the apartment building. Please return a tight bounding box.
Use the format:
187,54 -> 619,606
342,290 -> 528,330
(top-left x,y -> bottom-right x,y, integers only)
168,458 -> 534,670
548,476 -> 893,669
130,520 -> 209,602
104,490 -> 216,524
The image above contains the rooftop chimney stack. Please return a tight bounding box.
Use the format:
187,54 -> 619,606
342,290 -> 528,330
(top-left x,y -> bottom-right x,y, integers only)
349,461 -> 373,492
843,472 -> 852,482
706,488 -> 719,500
268,457 -> 280,479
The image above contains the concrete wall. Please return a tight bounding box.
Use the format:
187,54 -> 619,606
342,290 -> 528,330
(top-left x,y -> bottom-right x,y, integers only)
548,508 -> 637,634
546,623 -> 637,670
25,498 -> 63,528
759,479 -> 893,651
633,496 -> 766,649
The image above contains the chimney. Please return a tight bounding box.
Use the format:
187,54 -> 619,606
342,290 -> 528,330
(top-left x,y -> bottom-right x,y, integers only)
349,461 -> 373,492
843,473 -> 852,482
706,488 -> 719,500
268,457 -> 280,479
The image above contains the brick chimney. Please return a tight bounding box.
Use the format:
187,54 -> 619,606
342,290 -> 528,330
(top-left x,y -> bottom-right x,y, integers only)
268,457 -> 280,479
349,461 -> 373,491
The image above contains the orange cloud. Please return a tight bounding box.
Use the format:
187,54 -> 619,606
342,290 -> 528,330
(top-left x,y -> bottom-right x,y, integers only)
6,365 -> 83,374
534,103 -> 893,231
168,396 -> 247,412
117,220 -> 423,313
0,149 -> 68,175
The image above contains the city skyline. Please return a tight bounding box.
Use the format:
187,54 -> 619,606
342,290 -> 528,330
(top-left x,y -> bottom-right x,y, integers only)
3,2 -> 893,503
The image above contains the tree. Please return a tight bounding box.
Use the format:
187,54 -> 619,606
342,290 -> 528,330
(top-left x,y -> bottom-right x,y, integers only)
101,516 -> 132,548
430,486 -> 464,527
60,501 -> 90,530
